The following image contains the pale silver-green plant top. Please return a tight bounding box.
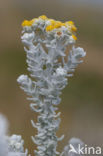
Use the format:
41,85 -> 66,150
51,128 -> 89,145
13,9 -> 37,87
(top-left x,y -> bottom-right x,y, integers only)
17,15 -> 86,156
0,15 -> 86,156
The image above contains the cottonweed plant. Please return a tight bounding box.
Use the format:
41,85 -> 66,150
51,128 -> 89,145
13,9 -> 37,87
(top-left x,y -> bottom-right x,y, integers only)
0,15 -> 86,156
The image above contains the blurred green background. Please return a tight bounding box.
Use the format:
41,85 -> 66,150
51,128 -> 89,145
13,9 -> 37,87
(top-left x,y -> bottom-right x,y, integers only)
0,0 -> 103,155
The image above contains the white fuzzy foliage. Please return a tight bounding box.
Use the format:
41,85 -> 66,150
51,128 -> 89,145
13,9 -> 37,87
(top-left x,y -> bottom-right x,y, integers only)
0,114 -> 29,156
7,135 -> 24,152
17,17 -> 86,156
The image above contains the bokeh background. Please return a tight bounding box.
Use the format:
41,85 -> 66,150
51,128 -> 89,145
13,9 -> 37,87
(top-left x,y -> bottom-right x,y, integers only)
0,0 -> 103,155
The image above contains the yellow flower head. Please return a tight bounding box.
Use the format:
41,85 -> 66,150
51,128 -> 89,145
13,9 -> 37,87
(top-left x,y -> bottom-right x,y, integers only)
72,35 -> 77,40
46,25 -> 54,32
22,19 -> 35,27
21,15 -> 47,27
39,15 -> 48,20
67,21 -> 74,25
71,25 -> 77,32
49,19 -> 56,25
65,21 -> 77,32
46,20 -> 65,32
54,21 -> 63,28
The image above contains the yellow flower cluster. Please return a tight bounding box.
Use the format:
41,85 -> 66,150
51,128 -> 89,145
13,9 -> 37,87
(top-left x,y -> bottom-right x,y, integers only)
46,19 -> 77,32
46,19 -> 77,40
22,15 -> 47,27
65,21 -> 77,32
22,19 -> 35,27
46,20 -> 65,31
72,35 -> 77,40
39,15 -> 48,20
21,15 -> 77,40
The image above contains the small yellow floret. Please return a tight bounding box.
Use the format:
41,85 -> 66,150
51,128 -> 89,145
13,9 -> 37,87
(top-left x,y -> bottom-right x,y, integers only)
61,23 -> 66,26
46,25 -> 54,31
65,21 -> 77,32
49,19 -> 56,25
22,20 -> 30,27
46,21 -> 64,32
68,21 -> 74,25
54,21 -> 63,28
71,25 -> 77,32
22,19 -> 35,27
39,15 -> 48,20
72,35 -> 77,40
